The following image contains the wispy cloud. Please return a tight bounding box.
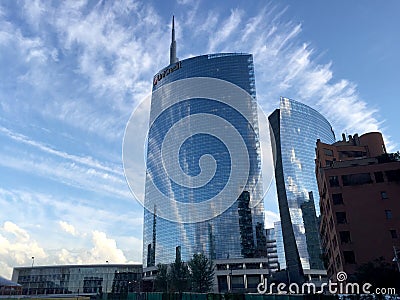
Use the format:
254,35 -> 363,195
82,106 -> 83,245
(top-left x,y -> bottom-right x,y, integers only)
52,1 -> 164,104
0,126 -> 122,176
0,150 -> 131,200
220,7 -> 394,149
22,0 -> 45,30
208,9 -> 243,53
0,188 -> 142,236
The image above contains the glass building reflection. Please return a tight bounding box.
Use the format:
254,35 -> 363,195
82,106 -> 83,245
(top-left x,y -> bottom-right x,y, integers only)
143,53 -> 265,267
273,221 -> 286,270
268,97 -> 335,282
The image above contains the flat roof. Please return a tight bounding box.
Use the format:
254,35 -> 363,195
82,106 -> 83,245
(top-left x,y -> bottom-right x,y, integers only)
13,263 -> 142,270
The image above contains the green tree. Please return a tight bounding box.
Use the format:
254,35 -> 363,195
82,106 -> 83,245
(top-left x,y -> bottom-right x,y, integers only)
188,253 -> 215,293
354,257 -> 400,290
169,252 -> 190,292
154,263 -> 169,292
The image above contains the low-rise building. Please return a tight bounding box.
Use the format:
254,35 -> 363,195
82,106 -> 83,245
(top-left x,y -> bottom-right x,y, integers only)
0,276 -> 22,296
12,264 -> 142,296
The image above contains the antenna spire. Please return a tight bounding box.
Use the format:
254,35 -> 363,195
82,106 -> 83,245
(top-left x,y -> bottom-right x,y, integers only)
169,16 -> 178,64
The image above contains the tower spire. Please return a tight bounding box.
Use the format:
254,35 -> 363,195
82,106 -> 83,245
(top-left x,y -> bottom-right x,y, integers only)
169,15 -> 178,64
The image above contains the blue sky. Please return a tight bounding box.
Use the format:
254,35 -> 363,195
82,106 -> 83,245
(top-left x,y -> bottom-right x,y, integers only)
1,0 -> 399,278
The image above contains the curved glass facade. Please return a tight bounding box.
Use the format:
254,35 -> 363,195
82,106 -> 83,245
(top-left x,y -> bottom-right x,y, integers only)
269,97 -> 335,279
143,53 -> 265,266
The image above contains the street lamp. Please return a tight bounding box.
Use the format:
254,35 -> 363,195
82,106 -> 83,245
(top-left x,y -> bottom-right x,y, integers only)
229,269 -> 233,293
105,261 -> 110,295
393,246 -> 400,272
27,256 -> 35,295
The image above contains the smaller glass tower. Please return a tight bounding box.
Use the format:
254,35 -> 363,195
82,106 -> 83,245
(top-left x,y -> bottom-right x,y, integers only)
269,97 -> 335,282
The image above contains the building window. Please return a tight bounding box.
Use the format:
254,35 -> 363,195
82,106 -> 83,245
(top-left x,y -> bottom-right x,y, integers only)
324,148 -> 334,156
325,160 -> 333,167
329,176 -> 340,187
339,231 -> 351,244
381,191 -> 388,199
342,173 -> 372,186
336,212 -> 347,224
390,230 -> 398,239
374,171 -> 384,183
343,251 -> 356,264
385,210 -> 393,220
339,150 -> 366,159
332,193 -> 344,205
385,169 -> 400,182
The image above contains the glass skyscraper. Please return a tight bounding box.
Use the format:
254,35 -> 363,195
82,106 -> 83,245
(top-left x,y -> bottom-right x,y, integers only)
273,221 -> 286,270
268,97 -> 335,282
142,20 -> 264,267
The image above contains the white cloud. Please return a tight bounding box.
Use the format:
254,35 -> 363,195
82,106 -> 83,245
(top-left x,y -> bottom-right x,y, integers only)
0,219 -> 137,279
58,221 -> 77,236
191,10 -> 219,36
0,126 -> 122,176
0,188 -> 143,240
57,248 -> 79,265
23,0 -> 46,30
0,222 -> 47,278
4,221 -> 30,241
54,234 -> 143,266
177,0 -> 194,4
0,149 -> 131,200
52,1 -> 164,102
90,231 -> 127,263
208,9 -> 243,53
230,7 -> 394,149
264,210 -> 280,229
241,6 -> 266,42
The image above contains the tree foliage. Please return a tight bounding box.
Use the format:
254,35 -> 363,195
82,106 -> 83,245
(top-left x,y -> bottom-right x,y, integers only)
154,263 -> 169,292
188,253 -> 215,293
354,257 -> 400,290
153,253 -> 215,293
169,252 -> 190,292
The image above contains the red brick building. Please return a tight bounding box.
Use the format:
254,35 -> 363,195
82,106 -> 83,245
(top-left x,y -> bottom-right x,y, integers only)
316,132 -> 400,279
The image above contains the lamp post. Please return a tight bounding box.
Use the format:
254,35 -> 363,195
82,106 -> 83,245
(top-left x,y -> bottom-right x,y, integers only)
393,246 -> 400,272
229,269 -> 233,293
105,261 -> 109,296
27,256 -> 35,295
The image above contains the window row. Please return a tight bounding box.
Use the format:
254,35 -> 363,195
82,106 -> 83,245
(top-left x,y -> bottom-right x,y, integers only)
329,169 -> 400,188
334,210 -> 395,224
330,191 -> 389,206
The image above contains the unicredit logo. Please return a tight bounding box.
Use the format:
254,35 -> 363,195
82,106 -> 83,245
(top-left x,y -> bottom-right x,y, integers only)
153,61 -> 182,86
